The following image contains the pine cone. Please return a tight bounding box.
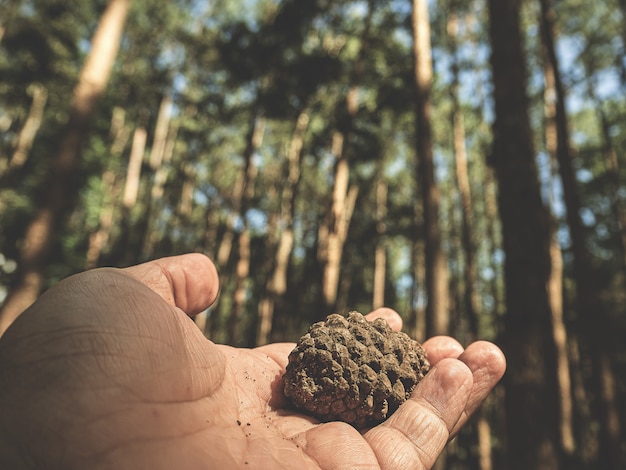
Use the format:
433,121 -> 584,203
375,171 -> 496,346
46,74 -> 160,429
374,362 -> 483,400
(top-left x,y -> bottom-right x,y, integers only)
283,311 -> 430,428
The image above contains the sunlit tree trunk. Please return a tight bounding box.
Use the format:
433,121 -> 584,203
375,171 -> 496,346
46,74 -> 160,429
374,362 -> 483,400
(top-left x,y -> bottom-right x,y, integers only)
482,169 -> 503,319
539,1 -> 621,467
445,174 -> 461,336
411,0 -> 449,338
177,163 -> 195,220
447,11 -> 491,469
319,2 -> 373,314
3,83 -> 48,177
142,97 -> 178,259
542,37 -> 575,461
215,117 -> 257,271
123,123 -> 147,209
319,142 -> 358,312
257,109 -> 308,345
372,174 -> 387,310
0,0 -> 130,336
216,213 -> 236,269
103,109 -> 149,268
257,204 -> 280,345
228,115 -> 264,345
410,238 -> 426,342
453,110 -> 481,333
148,95 -> 173,170
85,107 -> 130,269
488,0 -> 563,467
448,12 -> 480,341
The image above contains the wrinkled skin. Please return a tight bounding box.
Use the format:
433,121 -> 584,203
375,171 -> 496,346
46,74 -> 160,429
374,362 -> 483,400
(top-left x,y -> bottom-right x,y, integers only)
0,254 -> 506,469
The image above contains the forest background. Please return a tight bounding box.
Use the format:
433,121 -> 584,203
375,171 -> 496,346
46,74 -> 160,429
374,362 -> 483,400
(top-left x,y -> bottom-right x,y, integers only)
0,0 -> 625,468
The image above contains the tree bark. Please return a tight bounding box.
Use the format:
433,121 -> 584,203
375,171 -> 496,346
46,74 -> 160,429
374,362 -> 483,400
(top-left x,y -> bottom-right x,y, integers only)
215,111 -> 260,271
411,0 -> 449,337
228,115 -> 264,345
257,109 -> 309,345
122,123 -> 148,209
320,142 -> 358,312
0,0 -> 130,336
482,168 -> 504,320
448,12 -> 480,341
410,238 -> 427,342
319,2 -> 373,313
372,175 -> 387,310
6,83 -> 48,174
148,95 -> 173,171
539,1 -> 621,466
487,0 -> 563,467
447,12 -> 491,470
540,21 -> 576,461
143,108 -> 179,259
85,107 -> 129,269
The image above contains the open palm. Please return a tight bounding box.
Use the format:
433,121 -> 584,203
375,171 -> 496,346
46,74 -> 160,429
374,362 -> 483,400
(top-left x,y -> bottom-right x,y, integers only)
0,254 -> 505,469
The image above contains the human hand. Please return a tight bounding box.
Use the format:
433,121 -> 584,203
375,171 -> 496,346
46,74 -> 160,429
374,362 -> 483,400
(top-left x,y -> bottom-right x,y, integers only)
0,254 -> 505,469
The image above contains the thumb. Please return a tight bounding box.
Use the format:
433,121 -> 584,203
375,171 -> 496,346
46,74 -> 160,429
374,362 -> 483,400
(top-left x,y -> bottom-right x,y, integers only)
122,253 -> 220,316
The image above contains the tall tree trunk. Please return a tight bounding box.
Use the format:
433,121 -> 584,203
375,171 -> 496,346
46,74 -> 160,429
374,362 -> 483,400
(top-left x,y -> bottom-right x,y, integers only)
216,213 -> 236,269
447,12 -> 480,341
319,143 -> 358,312
103,110 -> 149,268
410,238 -> 427,342
3,83 -> 48,176
319,1 -> 373,313
257,109 -> 309,345
487,0 -> 563,468
453,109 -> 481,335
0,0 -> 130,336
482,168 -> 504,321
85,107 -> 129,269
540,19 -> 576,462
215,107 -> 259,272
539,1 -> 622,467
257,205 -> 280,345
411,0 -> 449,338
177,163 -> 195,220
228,115 -> 264,345
372,174 -> 387,310
142,102 -> 178,259
148,95 -> 173,171
122,122 -> 147,209
447,11 -> 491,470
